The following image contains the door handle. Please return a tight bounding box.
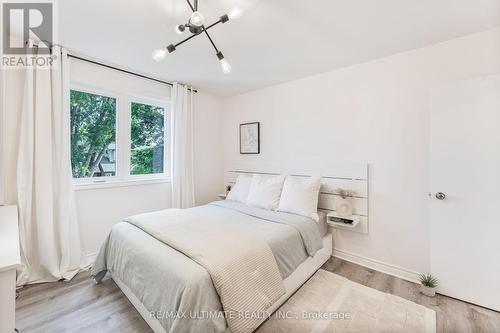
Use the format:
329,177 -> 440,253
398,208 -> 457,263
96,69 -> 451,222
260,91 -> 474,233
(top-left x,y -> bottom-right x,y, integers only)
435,192 -> 446,200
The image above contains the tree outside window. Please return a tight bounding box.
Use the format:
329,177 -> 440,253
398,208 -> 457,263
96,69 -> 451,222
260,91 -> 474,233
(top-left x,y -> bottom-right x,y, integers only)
70,89 -> 167,181
130,102 -> 165,175
70,90 -> 116,178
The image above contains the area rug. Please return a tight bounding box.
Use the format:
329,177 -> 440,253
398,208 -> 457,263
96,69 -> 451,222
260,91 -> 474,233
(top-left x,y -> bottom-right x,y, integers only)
256,269 -> 436,333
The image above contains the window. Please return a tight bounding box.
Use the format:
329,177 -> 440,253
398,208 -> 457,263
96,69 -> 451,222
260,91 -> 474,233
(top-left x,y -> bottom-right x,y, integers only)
131,102 -> 165,175
70,90 -> 117,178
70,86 -> 169,186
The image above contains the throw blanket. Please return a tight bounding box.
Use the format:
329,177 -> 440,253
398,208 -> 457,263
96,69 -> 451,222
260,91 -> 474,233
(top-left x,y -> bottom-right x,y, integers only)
123,207 -> 286,333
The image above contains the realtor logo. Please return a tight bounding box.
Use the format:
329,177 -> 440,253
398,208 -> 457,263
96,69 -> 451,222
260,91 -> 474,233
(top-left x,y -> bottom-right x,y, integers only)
2,2 -> 53,55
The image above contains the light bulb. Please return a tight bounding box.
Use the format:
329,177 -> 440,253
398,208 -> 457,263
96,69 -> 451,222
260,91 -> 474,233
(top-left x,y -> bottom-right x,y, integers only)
190,11 -> 205,27
228,7 -> 242,20
152,48 -> 167,62
220,59 -> 231,74
174,24 -> 185,34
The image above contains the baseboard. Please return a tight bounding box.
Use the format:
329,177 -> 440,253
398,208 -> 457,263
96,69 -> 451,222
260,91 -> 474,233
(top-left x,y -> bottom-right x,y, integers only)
333,248 -> 421,284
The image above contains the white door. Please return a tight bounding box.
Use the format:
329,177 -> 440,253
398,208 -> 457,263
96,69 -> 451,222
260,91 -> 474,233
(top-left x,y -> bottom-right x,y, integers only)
430,75 -> 500,311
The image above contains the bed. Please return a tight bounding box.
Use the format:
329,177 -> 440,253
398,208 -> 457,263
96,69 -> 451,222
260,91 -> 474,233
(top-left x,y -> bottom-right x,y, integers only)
91,200 -> 332,333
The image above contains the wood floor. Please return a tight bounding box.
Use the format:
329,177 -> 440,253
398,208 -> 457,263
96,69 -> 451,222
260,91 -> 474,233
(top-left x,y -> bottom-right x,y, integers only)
322,259 -> 500,333
16,257 -> 500,333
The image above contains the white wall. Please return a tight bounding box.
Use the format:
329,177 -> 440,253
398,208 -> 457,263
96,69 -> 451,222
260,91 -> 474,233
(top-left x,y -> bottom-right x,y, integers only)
193,91 -> 224,205
222,28 -> 500,275
2,58 -> 224,258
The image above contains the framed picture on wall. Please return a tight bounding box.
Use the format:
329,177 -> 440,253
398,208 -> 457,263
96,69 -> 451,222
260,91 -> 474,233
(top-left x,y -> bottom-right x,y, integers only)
240,122 -> 260,154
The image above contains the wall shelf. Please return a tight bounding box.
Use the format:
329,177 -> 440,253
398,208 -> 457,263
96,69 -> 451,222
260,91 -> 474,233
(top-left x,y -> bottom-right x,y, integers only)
326,212 -> 361,230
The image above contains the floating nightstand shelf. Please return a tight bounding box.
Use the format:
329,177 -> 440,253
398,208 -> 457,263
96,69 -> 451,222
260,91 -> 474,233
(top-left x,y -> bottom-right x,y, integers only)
326,212 -> 360,229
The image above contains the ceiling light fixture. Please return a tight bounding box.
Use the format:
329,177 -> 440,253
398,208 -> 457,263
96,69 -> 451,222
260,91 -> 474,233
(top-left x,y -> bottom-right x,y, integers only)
152,0 -> 242,74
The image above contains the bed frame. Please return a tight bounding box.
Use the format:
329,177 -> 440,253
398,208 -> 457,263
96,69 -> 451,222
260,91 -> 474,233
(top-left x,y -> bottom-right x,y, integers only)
113,164 -> 368,332
112,234 -> 332,333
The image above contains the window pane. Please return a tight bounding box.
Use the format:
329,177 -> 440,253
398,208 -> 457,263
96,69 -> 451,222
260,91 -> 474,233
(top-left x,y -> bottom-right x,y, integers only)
70,90 -> 117,178
130,102 -> 165,175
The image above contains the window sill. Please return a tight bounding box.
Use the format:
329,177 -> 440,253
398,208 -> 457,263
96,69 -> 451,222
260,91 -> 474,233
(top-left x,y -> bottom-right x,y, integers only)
74,178 -> 171,191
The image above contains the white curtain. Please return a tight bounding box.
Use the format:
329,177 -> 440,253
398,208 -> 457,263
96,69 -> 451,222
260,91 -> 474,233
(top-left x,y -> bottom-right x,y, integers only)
171,83 -> 195,208
16,45 -> 85,285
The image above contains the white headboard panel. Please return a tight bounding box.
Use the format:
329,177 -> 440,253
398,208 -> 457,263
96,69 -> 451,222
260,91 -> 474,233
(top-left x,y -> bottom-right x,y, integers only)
223,162 -> 369,234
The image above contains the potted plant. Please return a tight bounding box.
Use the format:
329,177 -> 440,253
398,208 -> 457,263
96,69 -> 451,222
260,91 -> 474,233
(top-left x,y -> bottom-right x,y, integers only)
334,188 -> 356,217
419,273 -> 438,297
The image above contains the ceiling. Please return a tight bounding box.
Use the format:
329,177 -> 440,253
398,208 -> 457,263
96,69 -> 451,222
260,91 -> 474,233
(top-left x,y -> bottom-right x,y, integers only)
59,0 -> 500,96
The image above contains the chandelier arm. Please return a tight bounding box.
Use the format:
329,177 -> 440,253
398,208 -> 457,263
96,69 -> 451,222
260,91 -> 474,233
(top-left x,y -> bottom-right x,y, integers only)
173,19 -> 220,46
174,31 -> 199,48
199,17 -> 229,53
204,18 -> 224,30
185,0 -> 194,11
201,28 -> 219,53
172,18 -> 222,49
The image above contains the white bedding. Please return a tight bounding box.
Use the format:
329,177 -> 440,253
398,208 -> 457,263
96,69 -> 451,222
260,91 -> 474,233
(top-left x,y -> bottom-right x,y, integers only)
124,205 -> 286,333
91,201 -> 324,333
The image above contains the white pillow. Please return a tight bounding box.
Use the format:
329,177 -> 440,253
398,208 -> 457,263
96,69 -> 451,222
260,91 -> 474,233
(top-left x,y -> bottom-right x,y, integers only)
246,174 -> 286,210
226,175 -> 252,203
278,176 -> 322,222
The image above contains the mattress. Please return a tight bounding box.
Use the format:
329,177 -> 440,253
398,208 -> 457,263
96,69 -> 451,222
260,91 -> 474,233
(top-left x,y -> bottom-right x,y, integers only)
94,202 -> 324,333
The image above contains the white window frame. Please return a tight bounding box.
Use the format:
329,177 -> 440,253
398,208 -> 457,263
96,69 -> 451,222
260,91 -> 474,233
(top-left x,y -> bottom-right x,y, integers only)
70,83 -> 171,190
128,96 -> 170,181
70,84 -> 120,185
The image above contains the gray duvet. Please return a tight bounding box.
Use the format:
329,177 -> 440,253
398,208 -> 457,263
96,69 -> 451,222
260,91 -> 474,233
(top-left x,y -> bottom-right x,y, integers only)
91,201 -> 323,333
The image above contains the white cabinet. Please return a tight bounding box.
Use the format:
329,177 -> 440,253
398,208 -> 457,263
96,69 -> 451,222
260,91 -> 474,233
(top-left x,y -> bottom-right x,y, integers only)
0,205 -> 21,333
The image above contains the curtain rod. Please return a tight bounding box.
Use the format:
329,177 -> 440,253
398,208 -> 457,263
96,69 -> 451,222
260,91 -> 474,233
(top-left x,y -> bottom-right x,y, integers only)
67,54 -> 198,93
